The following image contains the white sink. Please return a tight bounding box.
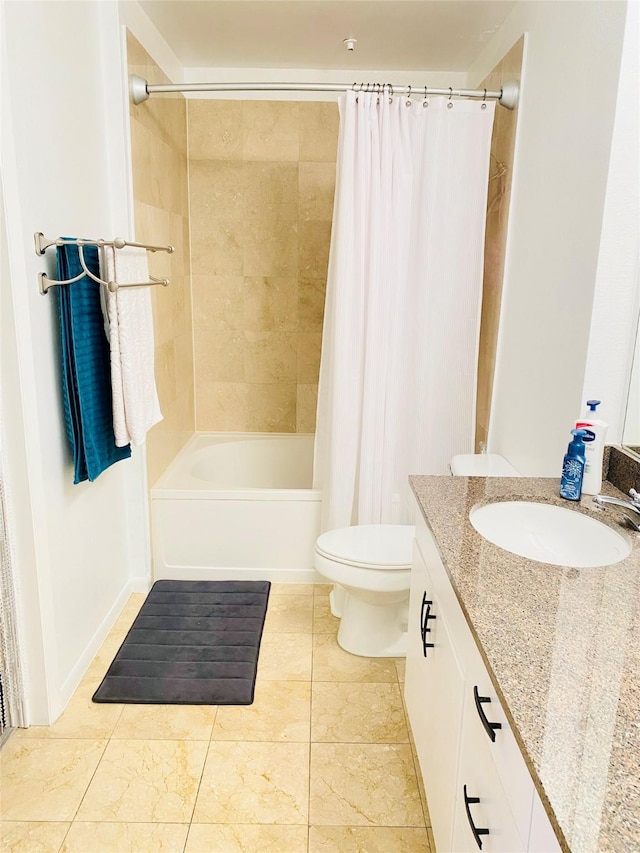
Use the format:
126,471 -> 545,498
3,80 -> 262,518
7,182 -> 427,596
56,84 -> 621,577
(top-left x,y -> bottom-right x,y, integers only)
469,501 -> 631,568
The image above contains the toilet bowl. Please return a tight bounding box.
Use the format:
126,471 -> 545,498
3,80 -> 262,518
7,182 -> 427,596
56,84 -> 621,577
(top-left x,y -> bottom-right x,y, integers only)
316,454 -> 520,659
314,524 -> 414,658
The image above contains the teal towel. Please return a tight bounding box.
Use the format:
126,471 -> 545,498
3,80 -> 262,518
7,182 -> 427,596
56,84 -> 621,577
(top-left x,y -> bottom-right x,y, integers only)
56,242 -> 131,483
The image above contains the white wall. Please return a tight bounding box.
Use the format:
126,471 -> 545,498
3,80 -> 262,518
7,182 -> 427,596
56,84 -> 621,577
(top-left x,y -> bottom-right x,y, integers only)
468,1 -> 628,475
582,2 -> 640,443
1,0 -> 149,723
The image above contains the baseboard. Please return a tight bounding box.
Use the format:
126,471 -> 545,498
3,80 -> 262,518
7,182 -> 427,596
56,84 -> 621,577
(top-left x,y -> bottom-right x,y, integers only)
153,564 -> 324,584
54,576 -> 151,720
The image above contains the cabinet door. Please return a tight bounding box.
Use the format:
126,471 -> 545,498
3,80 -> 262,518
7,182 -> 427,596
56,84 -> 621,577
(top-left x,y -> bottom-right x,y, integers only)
528,790 -> 562,852
405,542 -> 466,853
452,710 -> 525,853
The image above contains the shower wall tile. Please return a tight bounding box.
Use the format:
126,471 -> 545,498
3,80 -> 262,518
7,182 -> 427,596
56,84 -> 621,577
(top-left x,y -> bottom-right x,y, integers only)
297,384 -> 319,433
242,163 -> 299,222
127,31 -> 194,485
244,331 -> 297,383
296,333 -> 322,383
245,383 -> 297,433
476,38 -> 524,451
242,102 -> 300,161
298,279 -> 327,332
188,100 -> 243,161
196,381 -> 246,432
299,163 -> 336,221
191,222 -> 244,277
299,103 -> 340,162
243,277 -> 298,332
195,328 -> 245,383
192,275 -> 244,331
243,220 -> 299,278
188,99 -> 336,432
299,222 -> 332,278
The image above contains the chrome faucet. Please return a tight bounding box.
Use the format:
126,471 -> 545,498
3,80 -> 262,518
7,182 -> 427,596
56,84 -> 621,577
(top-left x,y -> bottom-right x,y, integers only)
593,489 -> 640,531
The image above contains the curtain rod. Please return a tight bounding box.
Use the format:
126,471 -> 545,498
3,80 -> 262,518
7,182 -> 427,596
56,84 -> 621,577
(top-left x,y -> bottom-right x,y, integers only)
129,75 -> 519,110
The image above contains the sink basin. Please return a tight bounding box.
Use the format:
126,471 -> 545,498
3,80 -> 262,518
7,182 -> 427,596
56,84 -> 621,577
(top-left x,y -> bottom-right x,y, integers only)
469,501 -> 631,568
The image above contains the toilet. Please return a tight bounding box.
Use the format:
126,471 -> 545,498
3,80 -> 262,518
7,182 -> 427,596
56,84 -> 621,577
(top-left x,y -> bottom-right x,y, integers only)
315,453 -> 520,658
314,524 -> 415,658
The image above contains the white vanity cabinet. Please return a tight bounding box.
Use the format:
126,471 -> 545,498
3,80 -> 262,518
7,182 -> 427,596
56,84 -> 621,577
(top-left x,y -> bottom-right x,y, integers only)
405,510 -> 562,853
405,542 -> 465,851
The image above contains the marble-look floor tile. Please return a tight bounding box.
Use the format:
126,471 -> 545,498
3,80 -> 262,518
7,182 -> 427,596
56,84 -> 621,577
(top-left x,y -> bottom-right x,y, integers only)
395,657 -> 407,683
428,826 -> 436,852
312,635 -> 397,683
76,739 -> 208,823
311,682 -> 408,743
0,738 -> 106,822
212,681 -> 310,742
60,822 -> 188,852
185,823 -> 308,852
258,633 -> 312,680
16,680 -> 123,740
313,584 -> 333,596
309,743 -> 424,827
193,741 -> 310,825
312,597 -> 339,634
263,594 -> 314,633
0,821 -> 70,853
84,633 -> 125,680
111,703 -> 217,741
308,825 -> 431,852
271,583 -> 314,595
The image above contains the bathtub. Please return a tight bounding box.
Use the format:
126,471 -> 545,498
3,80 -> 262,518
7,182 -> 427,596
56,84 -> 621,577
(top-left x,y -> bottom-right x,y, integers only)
150,433 -> 323,583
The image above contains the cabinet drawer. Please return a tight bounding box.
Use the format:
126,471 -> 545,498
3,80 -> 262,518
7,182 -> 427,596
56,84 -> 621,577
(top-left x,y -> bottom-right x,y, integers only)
405,543 -> 465,853
452,711 -> 526,853
460,662 -> 534,841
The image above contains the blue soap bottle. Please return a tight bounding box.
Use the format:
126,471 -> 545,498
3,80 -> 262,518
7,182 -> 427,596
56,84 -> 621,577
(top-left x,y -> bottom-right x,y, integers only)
559,429 -> 587,501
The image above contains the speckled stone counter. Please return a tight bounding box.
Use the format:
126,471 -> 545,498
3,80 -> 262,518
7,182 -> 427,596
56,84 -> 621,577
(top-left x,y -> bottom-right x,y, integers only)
408,475 -> 640,853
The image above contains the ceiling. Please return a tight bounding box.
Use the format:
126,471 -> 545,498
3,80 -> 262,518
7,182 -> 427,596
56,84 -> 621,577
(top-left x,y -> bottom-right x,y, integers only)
138,1 -> 517,72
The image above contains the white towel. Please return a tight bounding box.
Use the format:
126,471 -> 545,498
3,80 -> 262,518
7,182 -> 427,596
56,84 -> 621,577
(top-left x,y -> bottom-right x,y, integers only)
100,245 -> 162,446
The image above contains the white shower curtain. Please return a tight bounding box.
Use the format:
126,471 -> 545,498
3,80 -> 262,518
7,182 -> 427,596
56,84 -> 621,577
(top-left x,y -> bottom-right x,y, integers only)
314,90 -> 495,531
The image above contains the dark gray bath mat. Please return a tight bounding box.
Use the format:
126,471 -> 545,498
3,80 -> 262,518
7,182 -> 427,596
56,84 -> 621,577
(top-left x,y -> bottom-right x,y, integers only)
92,580 -> 270,705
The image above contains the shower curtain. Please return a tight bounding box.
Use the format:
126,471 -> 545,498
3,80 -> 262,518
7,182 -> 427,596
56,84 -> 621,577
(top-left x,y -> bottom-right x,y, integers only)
314,90 -> 495,531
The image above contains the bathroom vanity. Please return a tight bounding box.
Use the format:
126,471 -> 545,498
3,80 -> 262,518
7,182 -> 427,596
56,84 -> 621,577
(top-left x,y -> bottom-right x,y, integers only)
405,475 -> 640,853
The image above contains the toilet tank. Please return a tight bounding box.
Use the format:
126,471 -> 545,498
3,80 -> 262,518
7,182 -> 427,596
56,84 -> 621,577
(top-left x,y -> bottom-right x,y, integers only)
450,454 -> 520,476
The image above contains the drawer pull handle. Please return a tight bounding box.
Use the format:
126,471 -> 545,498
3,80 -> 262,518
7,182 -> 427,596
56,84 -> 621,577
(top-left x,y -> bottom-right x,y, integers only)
463,784 -> 490,849
420,592 -> 436,657
474,685 -> 502,742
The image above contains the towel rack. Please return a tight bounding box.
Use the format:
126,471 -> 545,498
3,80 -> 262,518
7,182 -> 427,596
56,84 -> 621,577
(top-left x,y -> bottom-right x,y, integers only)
35,232 -> 175,295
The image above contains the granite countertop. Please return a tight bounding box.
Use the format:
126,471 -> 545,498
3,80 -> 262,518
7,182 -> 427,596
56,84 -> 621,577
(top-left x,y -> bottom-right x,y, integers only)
409,474 -> 640,853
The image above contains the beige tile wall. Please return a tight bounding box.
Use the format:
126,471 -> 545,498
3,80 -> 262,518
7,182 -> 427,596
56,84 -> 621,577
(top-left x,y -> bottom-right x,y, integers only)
475,38 -> 524,452
127,33 -> 194,485
188,100 -> 338,433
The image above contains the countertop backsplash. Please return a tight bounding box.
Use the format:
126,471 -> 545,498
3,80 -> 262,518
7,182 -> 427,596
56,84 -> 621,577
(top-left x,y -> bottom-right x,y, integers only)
604,444 -> 640,495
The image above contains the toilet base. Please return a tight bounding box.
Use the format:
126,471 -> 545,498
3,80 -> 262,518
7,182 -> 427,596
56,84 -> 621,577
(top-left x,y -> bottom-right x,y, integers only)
336,590 -> 408,658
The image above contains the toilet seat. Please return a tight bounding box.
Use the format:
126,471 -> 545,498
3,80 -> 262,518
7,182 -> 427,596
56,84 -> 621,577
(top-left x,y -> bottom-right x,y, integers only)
315,524 -> 414,570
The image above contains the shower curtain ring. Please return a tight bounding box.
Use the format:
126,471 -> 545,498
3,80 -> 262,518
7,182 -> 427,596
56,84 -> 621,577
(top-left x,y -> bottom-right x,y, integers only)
406,85 -> 412,106
481,88 -> 487,110
447,87 -> 454,109
423,85 -> 429,107
388,83 -> 394,103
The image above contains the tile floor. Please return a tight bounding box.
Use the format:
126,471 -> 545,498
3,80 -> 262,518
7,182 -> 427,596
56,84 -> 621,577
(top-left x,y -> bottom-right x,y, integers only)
0,584 -> 434,852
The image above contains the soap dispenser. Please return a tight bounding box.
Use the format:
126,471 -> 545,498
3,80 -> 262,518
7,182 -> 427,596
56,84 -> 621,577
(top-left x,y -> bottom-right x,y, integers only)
560,429 -> 587,501
575,399 -> 608,495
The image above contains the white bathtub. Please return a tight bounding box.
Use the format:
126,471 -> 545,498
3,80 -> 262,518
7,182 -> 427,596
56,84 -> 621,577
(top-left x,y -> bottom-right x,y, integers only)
150,433 -> 323,583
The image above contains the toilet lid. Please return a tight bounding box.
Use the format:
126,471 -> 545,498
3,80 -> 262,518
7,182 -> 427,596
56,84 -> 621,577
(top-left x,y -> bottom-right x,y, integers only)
450,453 -> 520,476
316,524 -> 415,570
